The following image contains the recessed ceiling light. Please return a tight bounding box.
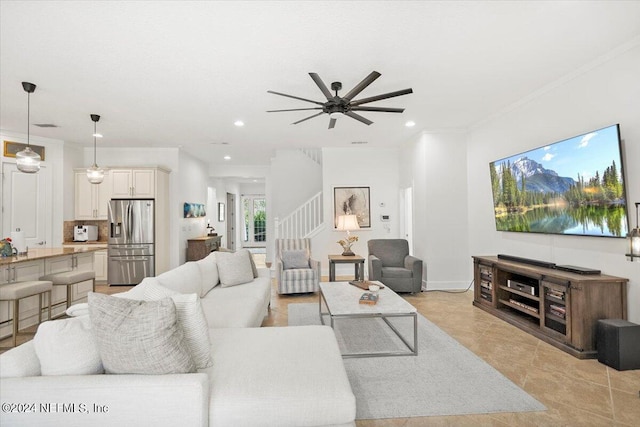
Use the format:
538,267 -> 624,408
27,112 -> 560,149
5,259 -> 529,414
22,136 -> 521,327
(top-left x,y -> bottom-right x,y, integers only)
223,155 -> 231,160
405,121 -> 416,127
234,120 -> 244,127
93,133 -> 103,138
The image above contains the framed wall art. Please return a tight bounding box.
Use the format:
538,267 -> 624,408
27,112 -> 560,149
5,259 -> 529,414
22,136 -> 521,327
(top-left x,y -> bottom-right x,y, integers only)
4,140 -> 45,160
333,186 -> 371,228
184,202 -> 206,218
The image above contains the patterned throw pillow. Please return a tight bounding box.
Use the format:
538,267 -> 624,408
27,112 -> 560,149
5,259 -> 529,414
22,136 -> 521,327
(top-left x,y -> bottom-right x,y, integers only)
282,249 -> 310,269
143,283 -> 213,369
88,292 -> 195,375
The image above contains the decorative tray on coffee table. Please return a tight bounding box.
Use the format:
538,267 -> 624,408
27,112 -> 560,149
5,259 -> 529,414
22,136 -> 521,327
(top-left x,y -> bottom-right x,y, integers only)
348,280 -> 384,290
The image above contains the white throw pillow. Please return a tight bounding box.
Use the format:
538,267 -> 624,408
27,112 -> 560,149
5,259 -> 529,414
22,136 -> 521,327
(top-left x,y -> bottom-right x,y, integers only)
216,250 -> 255,287
88,292 -> 195,375
33,316 -> 104,376
144,283 -> 213,369
0,341 -> 41,378
66,302 -> 89,317
195,252 -> 220,297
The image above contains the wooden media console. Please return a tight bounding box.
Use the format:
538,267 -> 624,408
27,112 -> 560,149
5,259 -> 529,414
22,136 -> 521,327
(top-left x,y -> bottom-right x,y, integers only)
472,255 -> 628,359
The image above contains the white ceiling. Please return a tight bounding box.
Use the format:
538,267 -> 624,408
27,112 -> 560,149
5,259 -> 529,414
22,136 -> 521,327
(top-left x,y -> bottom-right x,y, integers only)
1,1 -> 639,167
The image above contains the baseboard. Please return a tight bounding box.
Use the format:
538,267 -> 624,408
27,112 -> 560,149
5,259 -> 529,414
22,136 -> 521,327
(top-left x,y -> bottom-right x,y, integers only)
423,280 -> 472,292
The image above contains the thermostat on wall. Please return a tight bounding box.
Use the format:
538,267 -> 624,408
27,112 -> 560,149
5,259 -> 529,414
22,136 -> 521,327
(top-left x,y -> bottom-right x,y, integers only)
380,214 -> 390,222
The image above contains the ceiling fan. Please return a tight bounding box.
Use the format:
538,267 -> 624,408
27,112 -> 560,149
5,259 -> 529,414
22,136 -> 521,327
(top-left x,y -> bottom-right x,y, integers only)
267,71 -> 413,129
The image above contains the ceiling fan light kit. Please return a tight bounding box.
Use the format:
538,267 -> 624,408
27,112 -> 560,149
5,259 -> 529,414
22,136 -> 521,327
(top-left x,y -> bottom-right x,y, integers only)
16,81 -> 42,173
267,71 -> 413,129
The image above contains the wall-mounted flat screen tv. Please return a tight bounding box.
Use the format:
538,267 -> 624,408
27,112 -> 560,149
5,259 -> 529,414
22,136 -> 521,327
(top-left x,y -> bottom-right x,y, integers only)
489,124 -> 628,238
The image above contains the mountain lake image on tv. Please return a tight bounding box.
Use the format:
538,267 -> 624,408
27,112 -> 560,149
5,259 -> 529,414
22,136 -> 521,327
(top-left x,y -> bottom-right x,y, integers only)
489,124 -> 629,237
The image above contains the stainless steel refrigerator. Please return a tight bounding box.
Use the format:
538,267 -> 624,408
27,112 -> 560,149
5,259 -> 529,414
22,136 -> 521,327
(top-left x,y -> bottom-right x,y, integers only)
108,199 -> 155,285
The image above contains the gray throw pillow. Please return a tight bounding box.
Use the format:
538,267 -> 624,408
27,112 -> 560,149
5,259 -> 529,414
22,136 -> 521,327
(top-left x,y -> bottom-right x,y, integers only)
88,292 -> 196,374
282,249 -> 310,269
216,250 -> 255,287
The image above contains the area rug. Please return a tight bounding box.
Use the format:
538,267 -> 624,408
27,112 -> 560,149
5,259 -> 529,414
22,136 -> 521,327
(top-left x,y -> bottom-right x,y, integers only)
288,303 -> 545,420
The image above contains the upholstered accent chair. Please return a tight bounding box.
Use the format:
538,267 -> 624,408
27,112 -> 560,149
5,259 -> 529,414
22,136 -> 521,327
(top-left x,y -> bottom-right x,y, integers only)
367,239 -> 423,293
275,238 -> 321,294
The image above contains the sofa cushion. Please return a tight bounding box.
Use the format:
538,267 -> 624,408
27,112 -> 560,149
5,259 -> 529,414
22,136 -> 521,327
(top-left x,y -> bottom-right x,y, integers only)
281,249 -> 310,269
88,292 -> 196,374
143,283 -> 213,369
195,252 -> 220,297
208,326 -> 356,426
156,261 -> 202,296
0,340 -> 41,378
216,250 -> 255,287
33,316 -> 103,376
382,266 -> 413,278
200,271 -> 271,328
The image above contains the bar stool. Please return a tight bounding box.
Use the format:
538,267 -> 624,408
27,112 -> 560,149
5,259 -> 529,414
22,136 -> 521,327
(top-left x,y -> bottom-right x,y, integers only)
39,270 -> 96,314
0,280 -> 53,348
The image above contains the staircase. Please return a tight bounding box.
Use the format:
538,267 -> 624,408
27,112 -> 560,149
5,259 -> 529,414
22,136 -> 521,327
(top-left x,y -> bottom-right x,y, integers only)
274,191 -> 324,239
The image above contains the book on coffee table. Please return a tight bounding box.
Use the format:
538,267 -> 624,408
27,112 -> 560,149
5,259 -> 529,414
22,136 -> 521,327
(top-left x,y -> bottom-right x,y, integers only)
349,280 -> 384,290
359,292 -> 378,305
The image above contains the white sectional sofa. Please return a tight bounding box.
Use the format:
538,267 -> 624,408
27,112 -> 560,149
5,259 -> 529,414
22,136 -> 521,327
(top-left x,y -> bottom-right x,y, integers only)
0,250 -> 356,427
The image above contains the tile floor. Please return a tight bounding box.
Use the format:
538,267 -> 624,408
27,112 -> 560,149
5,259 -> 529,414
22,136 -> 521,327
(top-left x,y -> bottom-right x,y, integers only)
2,271 -> 638,426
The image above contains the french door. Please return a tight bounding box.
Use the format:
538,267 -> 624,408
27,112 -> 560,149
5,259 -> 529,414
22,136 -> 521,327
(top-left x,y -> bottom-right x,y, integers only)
241,195 -> 266,247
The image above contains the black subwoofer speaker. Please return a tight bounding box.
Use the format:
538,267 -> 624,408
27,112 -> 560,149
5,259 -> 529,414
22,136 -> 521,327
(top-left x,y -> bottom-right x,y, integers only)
597,319 -> 640,371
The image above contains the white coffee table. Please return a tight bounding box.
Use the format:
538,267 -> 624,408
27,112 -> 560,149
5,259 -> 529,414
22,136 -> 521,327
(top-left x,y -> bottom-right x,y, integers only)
319,281 -> 418,358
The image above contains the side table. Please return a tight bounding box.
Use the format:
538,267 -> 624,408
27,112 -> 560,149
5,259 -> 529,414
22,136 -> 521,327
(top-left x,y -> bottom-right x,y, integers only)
328,254 -> 365,282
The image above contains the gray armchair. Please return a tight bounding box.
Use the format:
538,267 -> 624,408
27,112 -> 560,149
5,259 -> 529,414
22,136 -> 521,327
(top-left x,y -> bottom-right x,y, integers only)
367,239 -> 423,293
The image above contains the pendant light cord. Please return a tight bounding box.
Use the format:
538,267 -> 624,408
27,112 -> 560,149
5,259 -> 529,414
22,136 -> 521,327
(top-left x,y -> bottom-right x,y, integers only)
93,121 -> 97,166
26,91 -> 30,147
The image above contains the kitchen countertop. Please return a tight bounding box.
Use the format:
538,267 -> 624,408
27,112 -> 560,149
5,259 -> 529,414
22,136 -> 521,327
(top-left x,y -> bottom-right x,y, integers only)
63,241 -> 109,245
0,246 -> 105,266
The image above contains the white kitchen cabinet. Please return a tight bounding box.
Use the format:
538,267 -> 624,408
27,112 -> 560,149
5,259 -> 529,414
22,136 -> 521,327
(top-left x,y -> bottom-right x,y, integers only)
74,170 -> 111,220
110,168 -> 155,198
94,249 -> 108,283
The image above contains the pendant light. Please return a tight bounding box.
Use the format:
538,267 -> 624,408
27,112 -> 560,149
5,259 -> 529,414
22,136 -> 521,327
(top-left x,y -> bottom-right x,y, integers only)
16,82 -> 41,173
86,114 -> 104,184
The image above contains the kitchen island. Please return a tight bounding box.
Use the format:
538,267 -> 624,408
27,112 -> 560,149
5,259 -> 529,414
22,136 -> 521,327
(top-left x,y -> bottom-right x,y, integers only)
1,247 -> 103,339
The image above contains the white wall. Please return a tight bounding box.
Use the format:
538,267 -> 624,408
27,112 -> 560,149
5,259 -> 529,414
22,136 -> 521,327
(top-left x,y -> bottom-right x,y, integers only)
400,131 -> 470,290
177,150 -> 210,264
314,148 -> 401,277
466,42 -> 640,322
270,150 -> 322,219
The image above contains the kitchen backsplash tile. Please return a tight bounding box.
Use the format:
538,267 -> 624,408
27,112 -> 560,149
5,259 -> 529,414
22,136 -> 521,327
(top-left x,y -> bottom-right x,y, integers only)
63,220 -> 108,242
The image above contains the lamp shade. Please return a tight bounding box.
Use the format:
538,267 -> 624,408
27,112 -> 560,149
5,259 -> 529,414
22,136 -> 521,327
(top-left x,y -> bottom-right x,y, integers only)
336,214 -> 360,231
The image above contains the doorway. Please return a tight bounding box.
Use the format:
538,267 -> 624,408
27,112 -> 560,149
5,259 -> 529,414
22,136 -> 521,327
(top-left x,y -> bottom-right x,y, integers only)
225,192 -> 236,250
1,162 -> 52,249
241,195 -> 266,248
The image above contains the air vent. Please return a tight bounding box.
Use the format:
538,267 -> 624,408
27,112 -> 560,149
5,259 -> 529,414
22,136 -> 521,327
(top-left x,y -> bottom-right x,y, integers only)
351,141 -> 368,145
33,123 -> 58,128
210,142 -> 230,145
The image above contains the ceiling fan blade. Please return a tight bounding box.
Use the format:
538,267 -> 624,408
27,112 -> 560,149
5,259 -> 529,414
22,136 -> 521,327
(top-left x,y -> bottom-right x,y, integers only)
309,73 -> 333,100
350,88 -> 413,106
328,118 -> 337,129
267,107 -> 323,112
292,112 -> 325,125
342,71 -> 381,102
344,111 -> 373,126
351,106 -> 405,113
267,90 -> 324,105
